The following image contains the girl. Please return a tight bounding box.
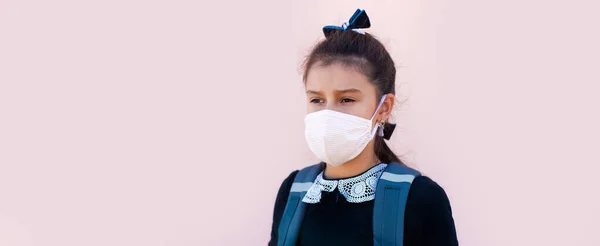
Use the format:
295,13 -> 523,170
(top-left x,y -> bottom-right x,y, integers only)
269,9 -> 458,246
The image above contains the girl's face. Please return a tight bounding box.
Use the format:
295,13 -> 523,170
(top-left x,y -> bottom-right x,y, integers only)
305,63 -> 394,123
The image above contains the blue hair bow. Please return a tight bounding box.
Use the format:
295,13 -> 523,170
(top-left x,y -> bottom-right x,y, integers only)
323,9 -> 371,37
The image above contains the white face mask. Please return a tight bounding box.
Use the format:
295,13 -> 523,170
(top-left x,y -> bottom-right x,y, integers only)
304,95 -> 387,167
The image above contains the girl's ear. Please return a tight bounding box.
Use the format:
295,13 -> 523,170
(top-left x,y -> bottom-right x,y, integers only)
379,93 -> 395,121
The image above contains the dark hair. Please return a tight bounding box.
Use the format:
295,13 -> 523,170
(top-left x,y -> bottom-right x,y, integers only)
302,30 -> 404,165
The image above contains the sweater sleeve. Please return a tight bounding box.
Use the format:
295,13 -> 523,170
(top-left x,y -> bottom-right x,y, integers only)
405,176 -> 459,246
268,170 -> 299,246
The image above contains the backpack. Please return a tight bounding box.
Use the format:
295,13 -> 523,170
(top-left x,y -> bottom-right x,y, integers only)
277,162 -> 421,246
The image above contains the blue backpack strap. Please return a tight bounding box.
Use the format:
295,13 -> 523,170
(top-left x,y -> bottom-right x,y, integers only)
373,162 -> 421,246
277,163 -> 322,246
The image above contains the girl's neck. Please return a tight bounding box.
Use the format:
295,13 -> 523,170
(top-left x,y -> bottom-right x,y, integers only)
323,146 -> 378,179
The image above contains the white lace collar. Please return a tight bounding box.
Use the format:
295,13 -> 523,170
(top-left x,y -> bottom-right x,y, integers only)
302,163 -> 388,204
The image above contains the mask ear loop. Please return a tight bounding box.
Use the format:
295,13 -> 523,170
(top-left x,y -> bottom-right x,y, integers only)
369,95 -> 388,138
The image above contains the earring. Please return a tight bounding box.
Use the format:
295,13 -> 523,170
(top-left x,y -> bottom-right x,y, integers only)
378,121 -> 385,137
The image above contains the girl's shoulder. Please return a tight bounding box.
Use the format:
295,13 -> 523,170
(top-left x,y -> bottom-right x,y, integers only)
406,175 -> 455,223
410,176 -> 448,197
276,170 -> 299,200
408,176 -> 452,206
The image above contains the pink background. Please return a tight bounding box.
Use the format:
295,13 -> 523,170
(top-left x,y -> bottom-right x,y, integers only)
1,0 -> 599,245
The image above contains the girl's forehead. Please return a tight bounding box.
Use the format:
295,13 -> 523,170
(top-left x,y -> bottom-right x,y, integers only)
305,64 -> 375,92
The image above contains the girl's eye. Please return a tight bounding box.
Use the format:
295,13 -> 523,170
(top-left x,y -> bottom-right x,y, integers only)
310,98 -> 324,104
341,98 -> 355,103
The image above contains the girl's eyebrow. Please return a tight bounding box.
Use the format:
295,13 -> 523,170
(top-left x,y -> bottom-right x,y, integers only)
305,88 -> 362,94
